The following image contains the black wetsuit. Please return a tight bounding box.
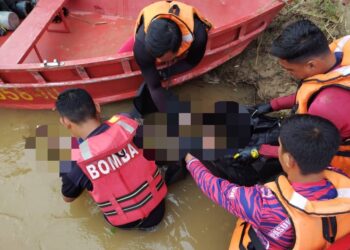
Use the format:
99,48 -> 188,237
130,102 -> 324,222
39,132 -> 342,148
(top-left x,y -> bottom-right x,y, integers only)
133,17 -> 208,112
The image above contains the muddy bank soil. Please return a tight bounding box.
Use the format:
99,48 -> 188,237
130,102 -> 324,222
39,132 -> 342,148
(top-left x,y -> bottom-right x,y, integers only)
203,0 -> 350,103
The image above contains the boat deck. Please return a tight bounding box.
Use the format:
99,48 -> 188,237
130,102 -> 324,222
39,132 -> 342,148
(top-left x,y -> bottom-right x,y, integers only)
32,13 -> 134,63
0,13 -> 135,63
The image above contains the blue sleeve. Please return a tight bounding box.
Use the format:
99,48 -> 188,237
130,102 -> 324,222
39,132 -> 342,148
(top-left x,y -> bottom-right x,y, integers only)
61,161 -> 92,198
187,158 -> 266,228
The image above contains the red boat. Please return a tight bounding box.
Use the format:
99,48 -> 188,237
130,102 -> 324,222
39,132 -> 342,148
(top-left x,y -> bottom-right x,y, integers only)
0,0 -> 286,109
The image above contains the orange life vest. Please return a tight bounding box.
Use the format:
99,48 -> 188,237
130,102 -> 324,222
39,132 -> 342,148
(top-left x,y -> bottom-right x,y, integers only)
295,35 -> 350,175
135,0 -> 212,57
76,115 -> 167,226
229,170 -> 350,250
296,35 -> 350,114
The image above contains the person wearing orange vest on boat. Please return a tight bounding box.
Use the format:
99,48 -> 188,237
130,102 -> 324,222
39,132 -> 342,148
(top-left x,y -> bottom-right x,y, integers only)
185,114 -> 350,249
132,0 -> 212,114
236,19 -> 350,176
56,88 -> 167,229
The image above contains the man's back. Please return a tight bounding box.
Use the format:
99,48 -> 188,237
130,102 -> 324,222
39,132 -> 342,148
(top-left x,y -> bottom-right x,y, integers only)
186,159 -> 338,249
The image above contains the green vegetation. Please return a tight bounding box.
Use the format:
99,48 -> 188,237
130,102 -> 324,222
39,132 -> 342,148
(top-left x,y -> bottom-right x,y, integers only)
202,0 -> 350,102
282,0 -> 347,40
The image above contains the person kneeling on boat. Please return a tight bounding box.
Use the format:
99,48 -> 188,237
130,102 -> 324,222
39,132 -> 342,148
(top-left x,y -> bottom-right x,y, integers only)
236,19 -> 350,177
131,0 -> 212,114
185,114 -> 350,249
56,88 -> 167,229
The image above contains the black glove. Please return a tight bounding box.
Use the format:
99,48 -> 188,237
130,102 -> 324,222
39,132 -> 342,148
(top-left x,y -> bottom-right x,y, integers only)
233,146 -> 260,163
250,103 -> 272,118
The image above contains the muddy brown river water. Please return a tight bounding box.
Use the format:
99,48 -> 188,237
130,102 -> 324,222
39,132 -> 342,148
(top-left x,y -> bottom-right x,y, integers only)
0,81 -> 256,250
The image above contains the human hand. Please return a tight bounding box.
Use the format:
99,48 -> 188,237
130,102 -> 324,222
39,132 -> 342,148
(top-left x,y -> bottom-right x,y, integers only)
249,103 -> 272,118
185,153 -> 195,162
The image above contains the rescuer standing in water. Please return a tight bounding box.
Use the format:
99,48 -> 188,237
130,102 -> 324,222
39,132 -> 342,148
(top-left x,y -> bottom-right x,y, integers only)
56,88 -> 167,229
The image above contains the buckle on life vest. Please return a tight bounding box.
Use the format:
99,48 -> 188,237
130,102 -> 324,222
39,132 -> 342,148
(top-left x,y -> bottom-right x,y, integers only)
322,217 -> 337,244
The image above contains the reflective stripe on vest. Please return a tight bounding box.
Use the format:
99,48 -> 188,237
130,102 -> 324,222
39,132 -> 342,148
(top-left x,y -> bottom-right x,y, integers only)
289,187 -> 350,211
334,35 -> 350,53
79,119 -> 135,161
79,140 -> 92,160
271,171 -> 350,215
334,65 -> 350,75
116,120 -> 135,134
182,33 -> 193,42
230,170 -> 350,250
96,169 -> 165,217
338,188 -> 350,198
289,191 -> 308,210
265,170 -> 350,249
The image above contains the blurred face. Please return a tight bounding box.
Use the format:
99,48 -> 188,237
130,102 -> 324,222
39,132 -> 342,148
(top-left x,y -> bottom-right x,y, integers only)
156,51 -> 177,63
279,59 -> 317,80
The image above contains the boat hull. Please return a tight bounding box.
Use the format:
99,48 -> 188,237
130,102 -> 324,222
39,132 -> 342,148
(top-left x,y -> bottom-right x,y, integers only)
0,0 -> 285,109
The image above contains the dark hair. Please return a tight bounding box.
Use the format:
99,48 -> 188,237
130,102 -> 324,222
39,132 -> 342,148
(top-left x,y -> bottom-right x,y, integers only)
270,19 -> 330,62
279,114 -> 340,175
55,88 -> 97,124
145,18 -> 181,58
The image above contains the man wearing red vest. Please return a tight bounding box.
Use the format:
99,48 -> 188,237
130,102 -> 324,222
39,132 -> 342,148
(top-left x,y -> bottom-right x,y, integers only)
237,19 -> 350,176
56,88 -> 167,229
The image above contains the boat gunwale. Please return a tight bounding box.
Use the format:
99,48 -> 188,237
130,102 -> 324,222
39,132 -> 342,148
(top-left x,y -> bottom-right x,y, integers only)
0,0 -> 284,73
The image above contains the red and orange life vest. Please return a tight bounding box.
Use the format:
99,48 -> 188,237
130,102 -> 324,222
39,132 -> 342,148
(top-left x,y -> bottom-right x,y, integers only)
135,0 -> 212,57
295,35 -> 350,175
229,170 -> 350,250
76,115 -> 167,226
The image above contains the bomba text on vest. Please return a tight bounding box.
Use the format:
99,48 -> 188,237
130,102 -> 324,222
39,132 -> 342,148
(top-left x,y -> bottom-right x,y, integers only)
86,143 -> 139,180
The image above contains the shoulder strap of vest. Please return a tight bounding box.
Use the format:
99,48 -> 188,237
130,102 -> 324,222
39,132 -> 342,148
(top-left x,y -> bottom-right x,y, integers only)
330,35 -> 350,66
78,115 -> 138,164
296,71 -> 350,113
302,69 -> 350,84
267,171 -> 350,216
247,226 -> 266,250
329,36 -> 350,53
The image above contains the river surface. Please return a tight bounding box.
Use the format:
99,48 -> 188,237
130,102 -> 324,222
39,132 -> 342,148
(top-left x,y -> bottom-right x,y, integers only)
0,81 -> 256,250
